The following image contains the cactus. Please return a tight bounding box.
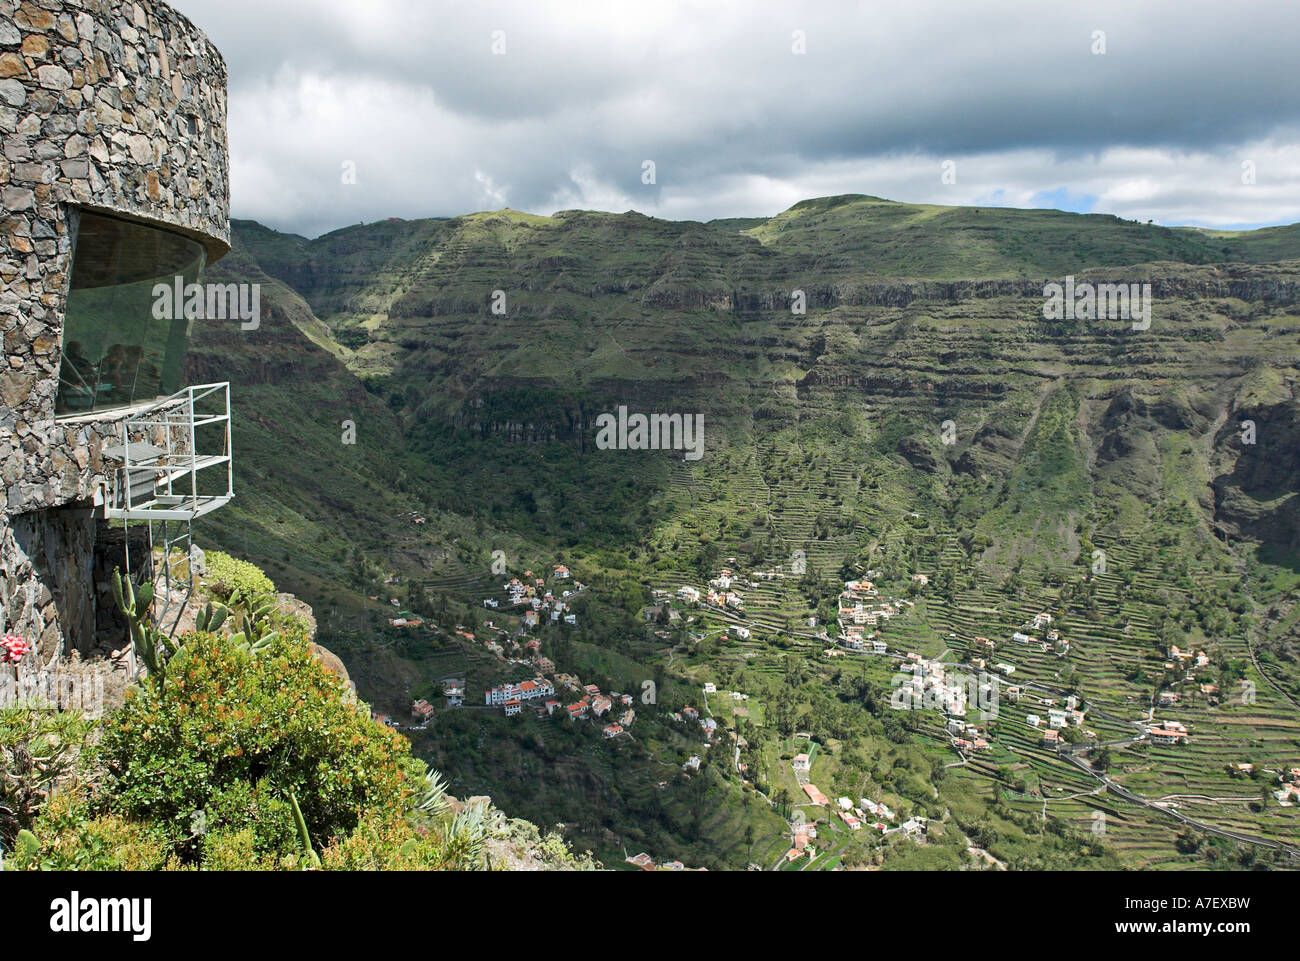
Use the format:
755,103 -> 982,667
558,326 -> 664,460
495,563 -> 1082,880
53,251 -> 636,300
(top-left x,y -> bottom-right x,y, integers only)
111,568 -> 182,680
195,601 -> 228,633
114,569 -> 278,676
242,601 -> 276,639
113,568 -> 165,678
111,569 -> 154,622
287,790 -> 321,869
229,601 -> 279,656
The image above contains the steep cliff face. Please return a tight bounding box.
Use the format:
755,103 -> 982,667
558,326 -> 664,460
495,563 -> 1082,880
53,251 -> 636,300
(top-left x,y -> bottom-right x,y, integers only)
1211,387 -> 1300,551
191,199 -> 1300,580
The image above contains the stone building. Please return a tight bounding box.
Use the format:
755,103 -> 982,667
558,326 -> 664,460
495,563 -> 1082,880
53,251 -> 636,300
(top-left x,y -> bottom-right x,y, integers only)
1,0 -> 231,673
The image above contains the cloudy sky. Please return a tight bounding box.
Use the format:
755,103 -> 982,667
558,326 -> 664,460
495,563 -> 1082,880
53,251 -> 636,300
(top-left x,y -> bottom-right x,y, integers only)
172,0 -> 1300,238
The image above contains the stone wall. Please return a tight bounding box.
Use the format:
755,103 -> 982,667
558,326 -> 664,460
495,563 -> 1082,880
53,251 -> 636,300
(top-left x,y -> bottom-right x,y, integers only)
2,0 -> 229,519
0,501 -> 94,665
0,0 -> 228,662
1,392 -> 195,657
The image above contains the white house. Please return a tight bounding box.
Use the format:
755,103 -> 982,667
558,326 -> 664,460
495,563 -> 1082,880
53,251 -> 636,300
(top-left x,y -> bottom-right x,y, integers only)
1149,721 -> 1189,745
901,817 -> 926,838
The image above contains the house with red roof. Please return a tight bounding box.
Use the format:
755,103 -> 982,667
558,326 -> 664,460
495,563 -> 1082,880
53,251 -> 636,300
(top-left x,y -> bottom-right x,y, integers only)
802,784 -> 829,806
567,699 -> 589,720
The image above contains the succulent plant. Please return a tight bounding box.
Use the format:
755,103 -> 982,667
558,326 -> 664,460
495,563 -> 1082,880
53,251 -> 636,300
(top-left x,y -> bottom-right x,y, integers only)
195,601 -> 229,633
288,790 -> 321,869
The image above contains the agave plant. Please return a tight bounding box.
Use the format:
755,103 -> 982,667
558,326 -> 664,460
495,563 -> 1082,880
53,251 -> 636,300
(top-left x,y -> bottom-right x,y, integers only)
411,768 -> 451,819
439,799 -> 490,869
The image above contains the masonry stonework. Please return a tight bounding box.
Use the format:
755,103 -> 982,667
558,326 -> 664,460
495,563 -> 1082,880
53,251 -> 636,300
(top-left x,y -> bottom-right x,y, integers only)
0,0 -> 228,667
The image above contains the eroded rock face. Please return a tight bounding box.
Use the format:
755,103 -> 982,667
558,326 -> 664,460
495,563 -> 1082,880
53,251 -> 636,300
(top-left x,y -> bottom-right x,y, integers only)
309,642 -> 352,689
1212,396 -> 1300,550
1,0 -> 229,659
896,435 -> 941,474
277,591 -> 316,637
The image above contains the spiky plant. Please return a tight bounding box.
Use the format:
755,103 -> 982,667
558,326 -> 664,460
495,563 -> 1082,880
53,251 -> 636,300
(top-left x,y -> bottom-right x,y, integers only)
111,569 -> 174,679
194,601 -> 228,633
287,790 -> 321,870
411,768 -> 451,819
439,800 -> 489,869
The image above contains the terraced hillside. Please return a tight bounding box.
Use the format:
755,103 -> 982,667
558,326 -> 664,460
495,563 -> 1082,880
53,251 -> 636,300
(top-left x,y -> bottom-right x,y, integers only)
186,196 -> 1300,868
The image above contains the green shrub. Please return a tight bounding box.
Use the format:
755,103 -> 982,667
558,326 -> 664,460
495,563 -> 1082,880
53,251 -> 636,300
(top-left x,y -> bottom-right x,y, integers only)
201,779 -> 299,863
6,788 -> 172,871
321,809 -> 467,870
205,551 -> 277,608
198,827 -> 275,870
98,631 -> 413,864
0,708 -> 91,848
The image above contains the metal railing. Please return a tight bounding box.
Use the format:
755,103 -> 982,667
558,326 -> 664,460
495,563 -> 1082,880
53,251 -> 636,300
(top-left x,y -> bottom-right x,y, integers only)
102,382 -> 233,522
100,382 -> 233,635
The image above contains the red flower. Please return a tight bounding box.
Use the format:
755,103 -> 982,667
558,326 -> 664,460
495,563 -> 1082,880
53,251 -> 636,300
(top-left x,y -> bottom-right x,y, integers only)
2,634 -> 29,664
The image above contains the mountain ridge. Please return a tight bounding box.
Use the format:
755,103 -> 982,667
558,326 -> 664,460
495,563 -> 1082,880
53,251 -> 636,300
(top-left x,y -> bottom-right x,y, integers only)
181,194 -> 1300,869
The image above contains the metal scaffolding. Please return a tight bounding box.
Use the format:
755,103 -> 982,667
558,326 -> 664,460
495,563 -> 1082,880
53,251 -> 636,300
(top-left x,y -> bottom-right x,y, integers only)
99,382 -> 234,633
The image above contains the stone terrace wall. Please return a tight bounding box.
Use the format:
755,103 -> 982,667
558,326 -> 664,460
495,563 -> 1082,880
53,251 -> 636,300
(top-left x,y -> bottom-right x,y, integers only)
1,0 -> 230,521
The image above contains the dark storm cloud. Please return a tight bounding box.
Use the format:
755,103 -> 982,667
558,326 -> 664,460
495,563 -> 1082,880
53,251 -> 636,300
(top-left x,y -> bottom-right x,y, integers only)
171,0 -> 1300,236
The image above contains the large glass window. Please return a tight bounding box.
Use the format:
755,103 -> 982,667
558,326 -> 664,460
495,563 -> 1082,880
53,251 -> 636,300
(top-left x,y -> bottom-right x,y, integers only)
55,211 -> 206,416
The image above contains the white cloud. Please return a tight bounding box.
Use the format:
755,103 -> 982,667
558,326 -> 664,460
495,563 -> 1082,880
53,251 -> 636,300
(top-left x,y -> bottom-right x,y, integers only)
173,0 -> 1300,235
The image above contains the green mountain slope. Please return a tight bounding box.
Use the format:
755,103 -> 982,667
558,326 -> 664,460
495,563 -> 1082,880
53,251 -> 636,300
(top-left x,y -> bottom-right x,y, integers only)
185,196 -> 1300,870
